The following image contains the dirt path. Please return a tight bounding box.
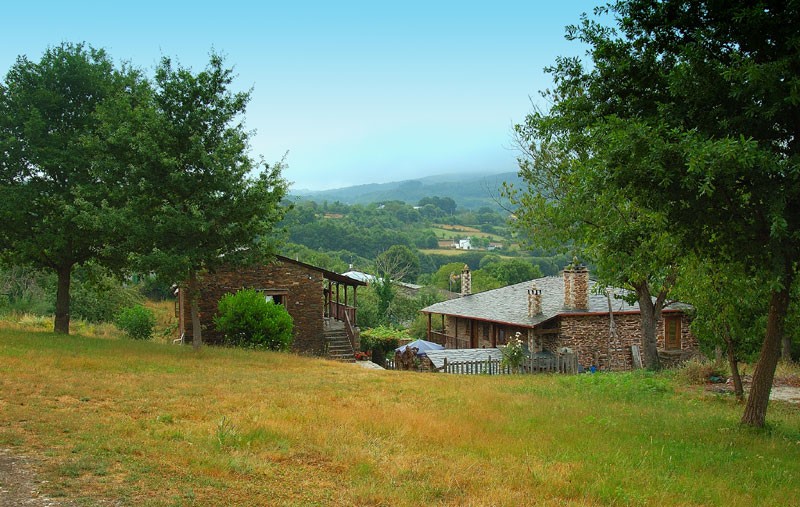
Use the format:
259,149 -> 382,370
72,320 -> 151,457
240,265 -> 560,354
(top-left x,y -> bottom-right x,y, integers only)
0,448 -> 71,507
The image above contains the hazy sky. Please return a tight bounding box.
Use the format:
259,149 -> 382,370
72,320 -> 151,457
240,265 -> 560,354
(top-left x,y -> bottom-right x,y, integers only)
1,1 -> 600,191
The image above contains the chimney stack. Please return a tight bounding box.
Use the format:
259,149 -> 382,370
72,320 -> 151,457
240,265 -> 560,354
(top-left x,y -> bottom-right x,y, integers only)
563,258 -> 590,310
528,282 -> 542,317
563,264 -> 574,309
573,263 -> 589,310
460,264 -> 472,297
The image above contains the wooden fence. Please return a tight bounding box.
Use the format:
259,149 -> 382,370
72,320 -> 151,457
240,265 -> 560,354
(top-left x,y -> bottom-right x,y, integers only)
385,353 -> 578,375
436,353 -> 578,375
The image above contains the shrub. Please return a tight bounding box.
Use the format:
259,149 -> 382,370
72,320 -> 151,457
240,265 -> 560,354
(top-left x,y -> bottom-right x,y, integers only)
115,305 -> 156,340
360,325 -> 406,365
214,289 -> 293,351
675,357 -> 726,385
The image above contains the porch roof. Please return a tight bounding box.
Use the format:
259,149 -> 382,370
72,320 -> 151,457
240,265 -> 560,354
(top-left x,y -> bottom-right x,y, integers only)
276,255 -> 367,287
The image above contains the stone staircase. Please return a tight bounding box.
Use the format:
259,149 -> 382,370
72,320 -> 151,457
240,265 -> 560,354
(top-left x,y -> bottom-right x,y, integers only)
324,320 -> 356,362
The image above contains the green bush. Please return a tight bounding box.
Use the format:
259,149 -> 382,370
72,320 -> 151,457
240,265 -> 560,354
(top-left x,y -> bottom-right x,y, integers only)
361,325 -> 406,365
115,305 -> 156,340
71,267 -> 142,322
214,289 -> 293,351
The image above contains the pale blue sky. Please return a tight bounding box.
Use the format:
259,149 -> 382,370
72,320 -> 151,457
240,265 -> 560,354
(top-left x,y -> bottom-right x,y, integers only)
1,1 -> 600,191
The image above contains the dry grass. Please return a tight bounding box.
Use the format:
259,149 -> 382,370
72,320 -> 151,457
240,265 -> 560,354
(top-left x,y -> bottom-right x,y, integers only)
1,329 -> 799,506
0,313 -> 119,339
143,299 -> 179,344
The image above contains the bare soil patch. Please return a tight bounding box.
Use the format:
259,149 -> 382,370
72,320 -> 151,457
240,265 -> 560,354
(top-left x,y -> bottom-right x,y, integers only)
0,448 -> 71,507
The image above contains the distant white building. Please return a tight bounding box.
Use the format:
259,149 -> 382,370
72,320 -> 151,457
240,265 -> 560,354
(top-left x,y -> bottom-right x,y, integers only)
455,238 -> 472,250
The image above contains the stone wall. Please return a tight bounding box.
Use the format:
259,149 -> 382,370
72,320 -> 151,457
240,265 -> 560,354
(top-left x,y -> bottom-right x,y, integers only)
181,261 -> 326,355
556,312 -> 698,371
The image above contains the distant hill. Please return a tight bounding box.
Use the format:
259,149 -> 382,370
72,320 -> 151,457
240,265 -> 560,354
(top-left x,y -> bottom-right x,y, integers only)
290,171 -> 522,210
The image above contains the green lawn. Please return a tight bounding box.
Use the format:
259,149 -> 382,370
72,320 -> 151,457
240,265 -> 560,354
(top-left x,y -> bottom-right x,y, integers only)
1,328 -> 798,506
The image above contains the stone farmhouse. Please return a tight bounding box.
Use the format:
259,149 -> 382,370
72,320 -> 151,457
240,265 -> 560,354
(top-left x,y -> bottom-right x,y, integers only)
420,264 -> 698,371
177,255 -> 366,358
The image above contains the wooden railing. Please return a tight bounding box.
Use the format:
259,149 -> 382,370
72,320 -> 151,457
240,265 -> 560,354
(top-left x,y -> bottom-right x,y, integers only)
427,331 -> 470,349
342,307 -> 358,353
329,301 -> 356,324
436,353 -> 578,375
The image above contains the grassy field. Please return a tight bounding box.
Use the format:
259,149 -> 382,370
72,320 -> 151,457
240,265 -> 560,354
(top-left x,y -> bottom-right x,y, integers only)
1,329 -> 798,506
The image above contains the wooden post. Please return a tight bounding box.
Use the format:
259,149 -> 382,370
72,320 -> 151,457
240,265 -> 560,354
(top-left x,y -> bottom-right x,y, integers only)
353,286 -> 358,326
426,313 -> 432,342
335,282 -> 340,319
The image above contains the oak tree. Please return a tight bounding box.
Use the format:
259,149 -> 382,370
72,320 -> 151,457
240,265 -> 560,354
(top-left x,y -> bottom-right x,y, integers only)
0,43 -> 149,333
135,54 -> 288,349
518,1 -> 799,426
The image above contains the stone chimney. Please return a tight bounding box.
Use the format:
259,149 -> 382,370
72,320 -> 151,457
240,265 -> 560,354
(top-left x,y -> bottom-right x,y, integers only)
460,264 -> 471,297
563,258 -> 590,310
527,282 -> 542,317
563,265 -> 574,309
572,263 -> 589,310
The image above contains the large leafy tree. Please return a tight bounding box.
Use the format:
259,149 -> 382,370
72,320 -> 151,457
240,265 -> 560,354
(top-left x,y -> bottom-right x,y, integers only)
0,43 -> 149,334
135,54 -> 288,349
511,98 -> 681,370
526,1 -> 799,426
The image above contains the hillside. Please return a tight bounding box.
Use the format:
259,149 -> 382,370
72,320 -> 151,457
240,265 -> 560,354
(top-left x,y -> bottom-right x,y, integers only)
291,171 -> 522,210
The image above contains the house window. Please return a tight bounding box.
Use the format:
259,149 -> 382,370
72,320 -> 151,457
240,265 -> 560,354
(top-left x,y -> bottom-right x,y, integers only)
256,289 -> 288,306
665,317 -> 681,350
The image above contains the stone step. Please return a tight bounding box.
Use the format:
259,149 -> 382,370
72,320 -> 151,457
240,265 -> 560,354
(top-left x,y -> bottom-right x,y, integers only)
325,333 -> 355,362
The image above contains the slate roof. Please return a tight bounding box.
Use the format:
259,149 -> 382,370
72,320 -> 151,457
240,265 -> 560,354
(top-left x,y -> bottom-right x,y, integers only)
420,276 -> 687,328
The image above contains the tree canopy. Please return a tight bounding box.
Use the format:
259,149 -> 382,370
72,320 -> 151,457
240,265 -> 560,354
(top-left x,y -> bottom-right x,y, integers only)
515,1 -> 799,426
135,54 -> 289,348
0,42 -> 149,333
0,45 -> 289,341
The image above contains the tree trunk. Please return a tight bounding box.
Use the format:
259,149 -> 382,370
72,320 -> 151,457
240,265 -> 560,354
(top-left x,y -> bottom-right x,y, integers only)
188,268 -> 202,350
781,334 -> 793,362
723,327 -> 744,401
54,264 -> 73,334
635,284 -> 661,371
741,278 -> 793,427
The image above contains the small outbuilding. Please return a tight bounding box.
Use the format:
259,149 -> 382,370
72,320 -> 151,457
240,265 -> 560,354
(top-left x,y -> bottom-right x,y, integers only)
177,255 -> 366,356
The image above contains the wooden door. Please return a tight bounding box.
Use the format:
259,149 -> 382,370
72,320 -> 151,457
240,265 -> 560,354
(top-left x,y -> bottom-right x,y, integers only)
665,317 -> 681,350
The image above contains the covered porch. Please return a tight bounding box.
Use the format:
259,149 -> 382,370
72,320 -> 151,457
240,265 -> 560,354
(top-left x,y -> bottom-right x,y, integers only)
423,311 -> 555,350
323,271 -> 367,350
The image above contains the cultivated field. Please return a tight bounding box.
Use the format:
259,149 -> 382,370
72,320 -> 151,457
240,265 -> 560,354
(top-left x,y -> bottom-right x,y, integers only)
1,329 -> 798,506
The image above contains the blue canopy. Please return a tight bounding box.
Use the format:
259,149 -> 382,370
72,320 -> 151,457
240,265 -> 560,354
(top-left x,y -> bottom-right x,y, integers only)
395,339 -> 445,356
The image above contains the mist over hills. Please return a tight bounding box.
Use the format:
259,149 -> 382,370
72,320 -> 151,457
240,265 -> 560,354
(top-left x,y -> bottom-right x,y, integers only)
290,171 -> 522,210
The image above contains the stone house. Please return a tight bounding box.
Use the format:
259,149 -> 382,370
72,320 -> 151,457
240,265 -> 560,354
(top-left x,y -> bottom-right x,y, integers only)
177,256 -> 366,355
420,264 -> 698,371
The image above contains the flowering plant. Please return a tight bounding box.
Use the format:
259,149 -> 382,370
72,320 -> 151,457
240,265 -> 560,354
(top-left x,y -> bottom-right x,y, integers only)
500,332 -> 527,373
